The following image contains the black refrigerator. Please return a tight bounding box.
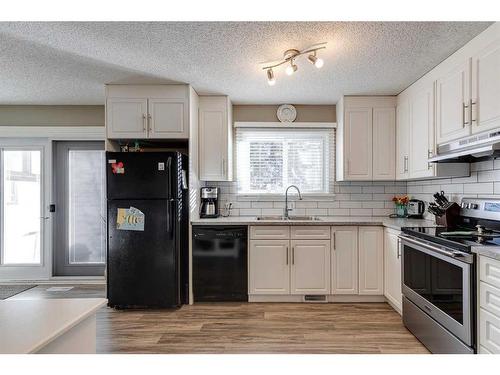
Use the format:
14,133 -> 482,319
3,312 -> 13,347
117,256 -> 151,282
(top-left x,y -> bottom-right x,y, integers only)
106,151 -> 189,308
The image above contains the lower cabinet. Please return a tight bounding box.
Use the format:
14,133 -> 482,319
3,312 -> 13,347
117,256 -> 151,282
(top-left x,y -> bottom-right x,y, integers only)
249,239 -> 290,295
290,239 -> 331,295
478,255 -> 500,353
383,228 -> 402,313
358,226 -> 384,295
331,226 -> 359,294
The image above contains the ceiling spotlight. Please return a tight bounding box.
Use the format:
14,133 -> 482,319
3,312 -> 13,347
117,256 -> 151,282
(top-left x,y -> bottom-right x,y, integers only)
285,61 -> 298,76
308,53 -> 324,68
260,42 -> 327,85
267,68 -> 276,86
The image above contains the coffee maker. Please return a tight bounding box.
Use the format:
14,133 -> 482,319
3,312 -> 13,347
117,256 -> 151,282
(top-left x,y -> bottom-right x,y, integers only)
200,187 -> 219,218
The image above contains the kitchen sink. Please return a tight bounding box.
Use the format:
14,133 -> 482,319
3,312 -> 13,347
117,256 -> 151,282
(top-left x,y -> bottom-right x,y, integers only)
256,215 -> 321,221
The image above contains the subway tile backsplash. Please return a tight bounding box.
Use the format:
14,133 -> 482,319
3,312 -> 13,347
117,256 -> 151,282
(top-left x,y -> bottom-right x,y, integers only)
206,160 -> 500,218
206,180 -> 407,217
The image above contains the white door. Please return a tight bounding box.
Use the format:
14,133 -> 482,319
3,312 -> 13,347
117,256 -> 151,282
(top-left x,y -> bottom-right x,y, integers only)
148,98 -> 188,139
0,139 -> 51,280
106,98 -> 148,139
384,229 -> 402,313
249,239 -> 290,295
331,226 -> 358,295
344,107 -> 372,180
409,83 -> 435,179
471,38 -> 500,134
359,226 -> 384,295
199,98 -> 229,181
435,60 -> 471,144
372,107 -> 396,180
396,98 -> 410,180
290,239 -> 330,295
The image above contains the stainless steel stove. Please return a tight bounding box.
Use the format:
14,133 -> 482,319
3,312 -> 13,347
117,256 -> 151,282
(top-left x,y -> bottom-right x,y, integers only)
400,198 -> 500,354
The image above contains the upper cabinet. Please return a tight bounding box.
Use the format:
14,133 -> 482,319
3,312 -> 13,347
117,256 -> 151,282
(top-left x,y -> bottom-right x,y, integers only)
336,96 -> 396,181
199,96 -> 233,181
432,24 -> 500,145
106,85 -> 189,139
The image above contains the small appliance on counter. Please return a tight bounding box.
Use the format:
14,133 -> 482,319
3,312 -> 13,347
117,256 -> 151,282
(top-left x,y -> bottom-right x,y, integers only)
200,187 -> 219,218
407,199 -> 425,218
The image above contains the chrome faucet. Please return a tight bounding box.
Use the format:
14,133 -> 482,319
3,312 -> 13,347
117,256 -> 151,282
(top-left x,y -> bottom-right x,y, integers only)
284,185 -> 303,218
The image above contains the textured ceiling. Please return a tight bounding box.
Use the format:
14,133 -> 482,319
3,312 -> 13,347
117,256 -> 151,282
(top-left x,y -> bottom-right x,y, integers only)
0,22 -> 493,105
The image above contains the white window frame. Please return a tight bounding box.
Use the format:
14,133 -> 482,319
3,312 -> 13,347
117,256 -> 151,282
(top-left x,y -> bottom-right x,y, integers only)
234,125 -> 335,197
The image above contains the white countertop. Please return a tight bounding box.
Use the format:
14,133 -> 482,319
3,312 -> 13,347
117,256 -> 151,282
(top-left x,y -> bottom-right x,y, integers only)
0,298 -> 107,354
192,216 -> 437,230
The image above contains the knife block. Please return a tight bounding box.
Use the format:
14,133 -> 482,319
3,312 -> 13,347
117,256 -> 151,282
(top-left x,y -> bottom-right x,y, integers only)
435,202 -> 461,227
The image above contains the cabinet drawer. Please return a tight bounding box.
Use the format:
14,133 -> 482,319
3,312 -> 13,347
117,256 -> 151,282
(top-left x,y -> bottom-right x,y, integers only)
250,226 -> 289,240
480,308 -> 500,354
480,256 -> 500,289
480,281 -> 500,317
291,226 -> 330,240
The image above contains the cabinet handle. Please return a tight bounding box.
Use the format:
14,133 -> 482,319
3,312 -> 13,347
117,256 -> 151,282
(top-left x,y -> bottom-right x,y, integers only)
332,232 -> 336,250
403,156 -> 408,173
286,246 -> 289,265
397,237 -> 401,259
463,102 -> 469,127
147,114 -> 152,132
471,100 -> 477,124
142,114 -> 147,131
292,247 -> 295,265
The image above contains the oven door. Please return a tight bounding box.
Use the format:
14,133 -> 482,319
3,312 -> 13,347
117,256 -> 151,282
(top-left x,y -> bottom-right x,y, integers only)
401,236 -> 473,346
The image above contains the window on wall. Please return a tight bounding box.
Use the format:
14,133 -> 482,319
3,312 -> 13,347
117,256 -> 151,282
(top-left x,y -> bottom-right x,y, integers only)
236,128 -> 333,194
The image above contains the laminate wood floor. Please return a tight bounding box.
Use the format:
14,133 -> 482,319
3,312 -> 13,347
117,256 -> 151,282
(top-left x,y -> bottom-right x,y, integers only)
10,284 -> 429,354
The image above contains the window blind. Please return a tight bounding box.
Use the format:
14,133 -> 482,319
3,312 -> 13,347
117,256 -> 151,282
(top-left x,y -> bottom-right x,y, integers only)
236,128 -> 333,194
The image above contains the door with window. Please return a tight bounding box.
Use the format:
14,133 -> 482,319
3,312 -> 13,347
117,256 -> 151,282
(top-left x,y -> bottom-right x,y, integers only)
0,140 -> 49,280
54,142 -> 106,276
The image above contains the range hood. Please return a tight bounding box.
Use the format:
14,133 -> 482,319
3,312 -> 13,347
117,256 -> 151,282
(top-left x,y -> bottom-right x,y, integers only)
429,129 -> 500,163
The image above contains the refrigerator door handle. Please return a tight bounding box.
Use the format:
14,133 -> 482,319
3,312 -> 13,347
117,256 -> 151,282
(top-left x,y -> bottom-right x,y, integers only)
166,157 -> 173,199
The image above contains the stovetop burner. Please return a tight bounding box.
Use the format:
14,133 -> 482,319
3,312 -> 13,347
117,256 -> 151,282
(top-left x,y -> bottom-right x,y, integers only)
402,226 -> 500,252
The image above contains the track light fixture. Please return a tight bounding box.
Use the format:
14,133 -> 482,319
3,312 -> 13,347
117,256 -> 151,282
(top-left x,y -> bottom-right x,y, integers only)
260,42 -> 326,85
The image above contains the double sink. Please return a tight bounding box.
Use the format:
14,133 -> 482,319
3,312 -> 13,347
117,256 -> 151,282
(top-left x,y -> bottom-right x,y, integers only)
256,215 -> 322,221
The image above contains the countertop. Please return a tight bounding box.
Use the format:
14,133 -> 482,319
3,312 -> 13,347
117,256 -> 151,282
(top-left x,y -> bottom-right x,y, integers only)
0,298 -> 107,354
472,246 -> 500,261
191,216 -> 437,231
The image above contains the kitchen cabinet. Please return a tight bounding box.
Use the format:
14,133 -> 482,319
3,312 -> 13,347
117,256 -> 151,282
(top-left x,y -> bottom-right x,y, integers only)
384,228 -> 402,314
290,239 -> 331,295
336,96 -> 396,181
396,97 -> 410,180
249,226 -> 331,297
249,239 -> 290,295
435,60 -> 471,144
409,82 -> 435,179
478,255 -> 500,354
105,85 -> 189,139
331,226 -> 359,295
199,96 -> 233,181
358,226 -> 384,295
471,37 -> 500,134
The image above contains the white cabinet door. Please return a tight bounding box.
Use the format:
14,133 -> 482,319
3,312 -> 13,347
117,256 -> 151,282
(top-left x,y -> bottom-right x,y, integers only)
480,308 -> 500,354
372,107 -> 396,180
290,240 -> 331,295
249,240 -> 290,295
409,83 -> 435,179
359,226 -> 384,295
148,98 -> 188,139
384,229 -> 402,313
331,226 -> 358,295
344,107 -> 373,180
199,96 -> 232,181
396,98 -> 410,180
436,60 -> 471,144
471,38 -> 500,134
106,98 -> 148,139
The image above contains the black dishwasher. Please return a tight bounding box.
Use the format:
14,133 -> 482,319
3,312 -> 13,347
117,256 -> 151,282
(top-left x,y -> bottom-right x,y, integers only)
192,226 -> 248,302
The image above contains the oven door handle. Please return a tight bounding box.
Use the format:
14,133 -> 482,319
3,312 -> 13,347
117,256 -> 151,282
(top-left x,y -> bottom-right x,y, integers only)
399,235 -> 473,264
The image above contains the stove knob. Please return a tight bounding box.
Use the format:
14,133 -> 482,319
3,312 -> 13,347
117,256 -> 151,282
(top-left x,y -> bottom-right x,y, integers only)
461,202 -> 467,209
471,203 -> 478,209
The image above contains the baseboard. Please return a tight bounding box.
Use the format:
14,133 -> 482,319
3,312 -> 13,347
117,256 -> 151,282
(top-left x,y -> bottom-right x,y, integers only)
385,297 -> 403,316
249,294 -> 385,303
